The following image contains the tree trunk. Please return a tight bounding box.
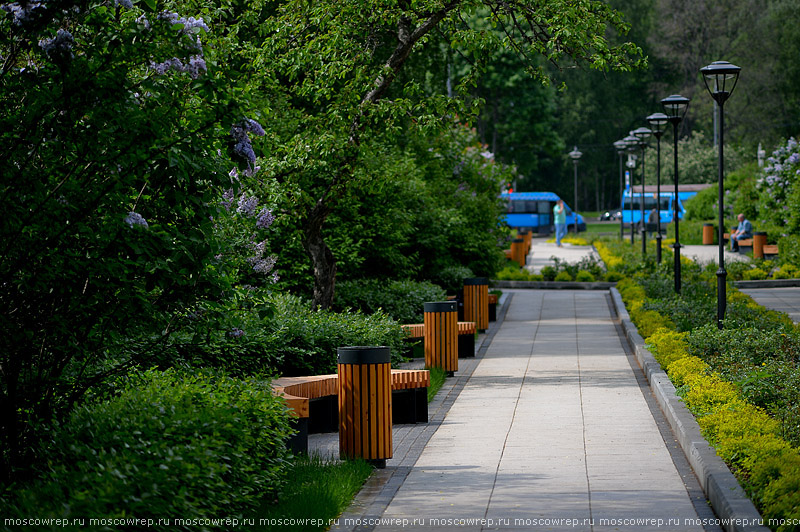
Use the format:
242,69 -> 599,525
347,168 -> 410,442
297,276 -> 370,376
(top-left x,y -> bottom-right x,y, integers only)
303,202 -> 337,310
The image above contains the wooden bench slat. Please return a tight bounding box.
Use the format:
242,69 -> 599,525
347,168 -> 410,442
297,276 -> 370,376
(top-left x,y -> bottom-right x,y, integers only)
763,244 -> 779,254
273,369 -> 430,418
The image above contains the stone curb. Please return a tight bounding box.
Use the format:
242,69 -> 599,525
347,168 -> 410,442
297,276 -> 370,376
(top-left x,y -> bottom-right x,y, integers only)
491,280 -> 616,290
610,287 -> 770,532
734,279 -> 800,289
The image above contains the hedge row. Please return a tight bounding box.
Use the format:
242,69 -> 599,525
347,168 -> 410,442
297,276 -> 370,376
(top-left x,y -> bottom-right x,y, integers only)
4,369 -> 294,529
648,331 -> 800,530
606,240 -> 800,531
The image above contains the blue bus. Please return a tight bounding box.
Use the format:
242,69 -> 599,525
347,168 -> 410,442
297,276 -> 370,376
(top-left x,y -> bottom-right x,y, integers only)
501,191 -> 586,233
621,186 -> 704,227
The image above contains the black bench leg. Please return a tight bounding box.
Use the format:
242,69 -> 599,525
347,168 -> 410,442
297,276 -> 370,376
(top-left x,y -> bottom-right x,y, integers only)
458,332 -> 475,358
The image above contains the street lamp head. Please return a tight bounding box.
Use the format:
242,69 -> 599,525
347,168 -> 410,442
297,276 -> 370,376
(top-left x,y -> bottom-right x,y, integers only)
646,112 -> 669,138
633,126 -> 652,148
661,94 -> 691,124
614,139 -> 627,154
623,134 -> 639,152
700,61 -> 741,104
569,146 -> 582,160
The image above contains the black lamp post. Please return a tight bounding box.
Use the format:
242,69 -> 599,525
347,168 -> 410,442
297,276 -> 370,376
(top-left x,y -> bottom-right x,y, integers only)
623,134 -> 639,245
569,146 -> 582,234
701,60 -> 741,329
647,113 -> 669,264
614,140 -> 627,240
661,94 -> 690,293
633,127 -> 652,258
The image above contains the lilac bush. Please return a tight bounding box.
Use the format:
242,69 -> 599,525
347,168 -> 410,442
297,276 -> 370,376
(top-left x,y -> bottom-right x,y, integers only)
757,137 -> 800,228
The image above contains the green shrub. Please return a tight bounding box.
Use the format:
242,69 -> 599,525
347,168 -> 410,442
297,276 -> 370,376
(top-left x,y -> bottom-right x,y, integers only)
617,277 -> 646,309
629,306 -> 675,339
604,271 -> 625,282
684,185 -> 717,221
554,271 -> 572,282
495,264 -> 530,281
541,265 -> 557,281
772,263 -> 800,279
7,369 -> 293,525
334,279 -> 447,324
268,293 -> 407,376
575,270 -> 595,282
742,268 -> 768,281
430,265 -> 475,295
647,328 -> 690,368
777,235 -> 800,268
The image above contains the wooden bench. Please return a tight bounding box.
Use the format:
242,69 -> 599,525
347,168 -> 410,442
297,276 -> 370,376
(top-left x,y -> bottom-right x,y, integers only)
401,321 -> 477,358
763,244 -> 779,257
723,232 -> 753,253
272,369 -> 430,453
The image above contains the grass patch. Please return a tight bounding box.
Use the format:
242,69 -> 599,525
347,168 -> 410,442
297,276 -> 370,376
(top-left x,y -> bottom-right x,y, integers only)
257,454 -> 373,530
427,365 -> 447,403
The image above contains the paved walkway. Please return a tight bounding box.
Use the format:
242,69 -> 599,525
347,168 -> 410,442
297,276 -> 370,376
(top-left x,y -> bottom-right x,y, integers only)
329,291 -> 718,531
739,286 -> 800,323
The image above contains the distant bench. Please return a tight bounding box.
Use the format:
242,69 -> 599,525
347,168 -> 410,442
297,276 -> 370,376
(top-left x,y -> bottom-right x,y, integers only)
401,321 -> 477,359
723,233 -> 780,257
272,369 -> 430,453
723,232 -> 753,253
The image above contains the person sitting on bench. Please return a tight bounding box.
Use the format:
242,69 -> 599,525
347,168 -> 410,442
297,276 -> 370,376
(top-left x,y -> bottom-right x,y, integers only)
730,213 -> 752,252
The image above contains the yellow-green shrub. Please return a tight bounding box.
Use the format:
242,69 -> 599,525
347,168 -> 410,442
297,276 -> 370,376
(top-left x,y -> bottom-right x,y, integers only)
617,277 -> 646,309
629,307 -> 675,339
762,466 -> 800,530
665,355 -> 710,387
575,270 -> 595,282
682,374 -> 745,415
742,268 -> 768,281
595,241 -> 623,270
554,271 -> 573,282
647,329 -> 690,367
772,263 -> 800,280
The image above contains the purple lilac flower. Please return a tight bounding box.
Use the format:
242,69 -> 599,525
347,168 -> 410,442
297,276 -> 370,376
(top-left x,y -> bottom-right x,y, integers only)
249,255 -> 277,275
237,194 -> 259,216
2,1 -> 44,25
136,14 -> 151,29
39,29 -> 75,61
158,11 -> 210,34
228,328 -> 245,338
271,272 -> 280,283
115,0 -> 133,8
787,153 -> 800,165
185,55 -> 207,78
150,55 -> 206,79
124,211 -> 149,228
243,118 -> 266,136
256,208 -> 275,229
221,189 -> 235,210
234,140 -> 256,166
230,118 -> 265,170
788,138 -> 798,150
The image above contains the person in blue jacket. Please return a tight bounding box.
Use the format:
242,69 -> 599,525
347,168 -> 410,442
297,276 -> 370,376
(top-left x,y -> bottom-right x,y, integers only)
553,199 -> 567,247
730,213 -> 753,252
